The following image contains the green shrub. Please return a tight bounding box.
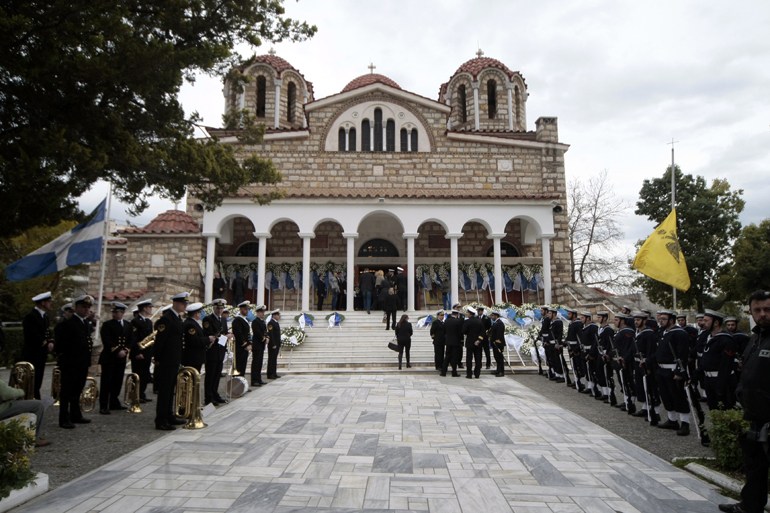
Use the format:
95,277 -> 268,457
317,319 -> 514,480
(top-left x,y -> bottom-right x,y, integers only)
710,408 -> 750,471
0,418 -> 36,499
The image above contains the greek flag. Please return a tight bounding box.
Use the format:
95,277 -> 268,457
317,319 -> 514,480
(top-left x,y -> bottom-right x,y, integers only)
5,199 -> 107,282
416,315 -> 433,328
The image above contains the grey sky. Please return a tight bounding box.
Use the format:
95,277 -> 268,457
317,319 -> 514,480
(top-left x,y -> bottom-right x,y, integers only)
81,0 -> 770,248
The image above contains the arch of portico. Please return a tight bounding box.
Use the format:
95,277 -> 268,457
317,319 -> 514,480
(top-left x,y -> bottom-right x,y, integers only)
202,200 -> 556,310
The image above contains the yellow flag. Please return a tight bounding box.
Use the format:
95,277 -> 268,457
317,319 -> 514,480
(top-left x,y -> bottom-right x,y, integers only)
632,208 -> 690,291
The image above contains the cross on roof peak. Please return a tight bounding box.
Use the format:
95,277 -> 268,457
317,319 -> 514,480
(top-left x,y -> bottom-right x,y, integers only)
476,48 -> 484,58
268,47 -> 276,56
368,62 -> 376,74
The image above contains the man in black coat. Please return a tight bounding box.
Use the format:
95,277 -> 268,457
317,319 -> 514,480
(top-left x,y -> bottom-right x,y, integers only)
650,309 -> 691,436
430,310 -> 446,371
698,310 -> 736,410
54,295 -> 94,428
232,301 -> 252,376
463,307 -> 485,379
383,288 -> 399,330
441,310 -> 463,377
266,310 -> 282,379
182,302 -> 207,372
153,292 -> 188,431
564,308 -> 585,391
21,291 -> 55,399
98,302 -> 131,414
212,272 -> 227,300
542,307 -> 566,383
251,305 -> 268,386
359,269 -> 375,313
130,299 -> 154,403
203,299 -> 227,405
488,310 -> 506,377
631,311 -> 660,424
396,269 -> 407,313
477,306 -> 492,370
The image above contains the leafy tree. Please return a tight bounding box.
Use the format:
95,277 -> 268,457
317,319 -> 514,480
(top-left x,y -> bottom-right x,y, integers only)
0,0 -> 316,238
718,219 -> 770,301
567,170 -> 633,290
634,165 -> 744,311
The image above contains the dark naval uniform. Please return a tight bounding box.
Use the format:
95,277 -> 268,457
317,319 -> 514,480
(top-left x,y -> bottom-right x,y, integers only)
566,318 -> 586,390
546,317 -> 566,382
266,316 -> 281,379
489,316 -> 506,376
463,315 -> 484,379
21,308 -> 52,399
479,312 -> 492,369
203,314 -> 224,404
154,308 -> 183,429
582,322 -> 600,395
441,315 -> 464,376
699,331 -> 736,410
650,325 -> 691,434
430,316 -> 446,371
613,325 -> 637,411
597,323 -> 616,403
232,315 -> 251,376
99,318 -> 132,411
251,316 -> 268,385
633,325 -> 659,421
182,317 -> 207,372
54,314 -> 92,427
130,314 -> 154,401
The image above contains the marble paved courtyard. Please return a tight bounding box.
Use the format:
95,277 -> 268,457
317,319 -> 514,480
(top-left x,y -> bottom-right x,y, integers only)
19,374 -> 729,513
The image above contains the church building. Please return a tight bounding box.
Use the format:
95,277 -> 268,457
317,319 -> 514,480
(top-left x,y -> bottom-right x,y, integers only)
93,51 -> 571,312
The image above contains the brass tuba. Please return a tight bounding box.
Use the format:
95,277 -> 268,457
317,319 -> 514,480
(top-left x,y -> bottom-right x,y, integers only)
10,362 -> 35,400
51,367 -> 61,406
80,377 -> 99,413
123,373 -> 142,413
174,367 -> 206,429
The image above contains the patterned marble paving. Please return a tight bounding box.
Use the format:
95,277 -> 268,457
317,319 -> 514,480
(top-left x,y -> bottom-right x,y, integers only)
17,375 -> 729,513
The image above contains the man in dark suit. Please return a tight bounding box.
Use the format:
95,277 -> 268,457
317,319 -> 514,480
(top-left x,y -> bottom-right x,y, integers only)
182,302 -> 207,372
21,291 -> 54,399
232,301 -> 252,376
430,310 -> 446,371
395,269 -> 407,313
488,310 -> 507,376
153,292 -> 188,431
98,302 -> 131,414
463,307 -> 485,379
203,298 -> 227,405
477,306 -> 492,370
441,310 -> 464,377
130,299 -> 154,403
359,269 -> 375,313
212,272 -> 227,300
54,295 -> 94,428
266,310 -> 282,379
251,305 -> 268,386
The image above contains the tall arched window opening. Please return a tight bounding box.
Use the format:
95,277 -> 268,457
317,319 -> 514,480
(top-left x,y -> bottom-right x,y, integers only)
458,85 -> 468,123
338,128 -> 346,151
374,108 -> 383,151
362,119 -> 371,151
410,129 -> 418,152
487,79 -> 497,119
514,86 -> 521,129
287,82 -> 296,123
348,128 -> 356,151
256,76 -> 267,118
386,119 -> 396,151
400,128 -> 408,152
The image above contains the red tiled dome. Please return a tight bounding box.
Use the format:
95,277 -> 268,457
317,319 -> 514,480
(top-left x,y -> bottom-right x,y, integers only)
453,56 -> 518,80
248,54 -> 298,75
121,210 -> 200,235
341,73 -> 401,93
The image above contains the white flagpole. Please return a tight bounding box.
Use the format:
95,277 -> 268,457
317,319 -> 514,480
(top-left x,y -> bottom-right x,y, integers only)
669,140 -> 678,310
93,181 -> 113,346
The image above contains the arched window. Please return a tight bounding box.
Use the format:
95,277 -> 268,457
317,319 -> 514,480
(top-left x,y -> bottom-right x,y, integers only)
374,108 -> 383,151
400,128 -> 408,152
386,119 -> 395,151
348,128 -> 356,151
358,238 -> 399,258
410,129 -> 418,152
256,76 -> 267,118
287,82 -> 296,123
338,128 -> 346,151
236,241 -> 260,257
362,119 -> 371,151
458,85 -> 467,123
485,242 -> 519,257
514,85 -> 521,129
487,79 -> 497,119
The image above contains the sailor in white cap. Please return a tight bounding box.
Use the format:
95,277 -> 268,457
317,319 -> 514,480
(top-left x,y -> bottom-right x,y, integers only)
266,309 -> 282,379
21,291 -> 55,399
60,302 -> 74,321
97,302 -> 132,415
232,301 -> 252,376
441,309 -> 463,377
182,302 -> 207,373
130,298 -> 154,402
564,307 -> 587,392
652,309 -> 692,436
698,309 -> 737,411
488,309 -> 507,377
430,310 -> 446,371
153,293 -> 188,431
202,298 -> 229,405
249,305 -> 269,387
54,294 -> 94,428
462,305 -> 484,379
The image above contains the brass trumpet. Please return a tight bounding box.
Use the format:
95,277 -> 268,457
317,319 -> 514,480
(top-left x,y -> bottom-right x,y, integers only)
51,367 -> 61,406
174,366 -> 206,429
80,377 -> 99,413
123,373 -> 142,413
10,362 -> 35,400
138,330 -> 157,350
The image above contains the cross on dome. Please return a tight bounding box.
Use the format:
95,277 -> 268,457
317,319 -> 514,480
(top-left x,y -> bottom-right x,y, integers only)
476,48 -> 484,58
368,62 -> 376,74
268,47 -> 276,56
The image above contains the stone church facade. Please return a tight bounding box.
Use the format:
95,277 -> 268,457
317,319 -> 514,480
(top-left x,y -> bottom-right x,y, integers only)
92,51 -> 570,312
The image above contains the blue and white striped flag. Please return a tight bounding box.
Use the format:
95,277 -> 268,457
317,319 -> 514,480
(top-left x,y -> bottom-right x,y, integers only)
5,198 -> 107,282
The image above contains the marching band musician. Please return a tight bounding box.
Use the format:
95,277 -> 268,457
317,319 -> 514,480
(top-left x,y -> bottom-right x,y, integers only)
54,295 -> 94,429
21,291 -> 55,399
130,299 -> 154,403
232,301 -> 252,377
98,302 -> 131,414
266,309 -> 282,379
203,298 -> 228,405
250,305 -> 268,386
182,302 -> 207,372
153,292 -> 188,431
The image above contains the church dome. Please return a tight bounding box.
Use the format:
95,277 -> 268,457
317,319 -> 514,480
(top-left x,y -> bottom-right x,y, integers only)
341,73 -> 401,93
245,53 -> 300,77
452,56 -> 518,81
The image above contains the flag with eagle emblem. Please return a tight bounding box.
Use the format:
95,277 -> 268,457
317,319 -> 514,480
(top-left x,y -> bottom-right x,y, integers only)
632,208 -> 691,291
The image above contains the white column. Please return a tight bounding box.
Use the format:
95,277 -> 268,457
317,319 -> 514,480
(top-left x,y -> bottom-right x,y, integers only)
541,235 -> 554,304
404,233 -> 418,312
299,233 -> 314,311
370,125 -> 374,151
204,234 -> 217,303
344,127 -> 349,151
254,233 -> 270,306
343,232 -> 358,312
273,79 -> 282,129
506,85 -> 514,131
472,81 -> 480,130
446,234 -> 462,307
489,233 -> 505,305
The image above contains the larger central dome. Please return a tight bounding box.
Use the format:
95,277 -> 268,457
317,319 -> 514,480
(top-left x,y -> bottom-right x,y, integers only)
341,73 -> 401,93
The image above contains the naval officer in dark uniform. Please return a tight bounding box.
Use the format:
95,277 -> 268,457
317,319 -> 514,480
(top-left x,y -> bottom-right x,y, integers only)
21,291 -> 55,399
98,302 -> 131,414
182,302 -> 207,372
153,292 -> 188,431
130,299 -> 154,403
54,295 -> 94,428
203,298 -> 227,405
250,304 -> 268,386
266,309 -> 282,379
